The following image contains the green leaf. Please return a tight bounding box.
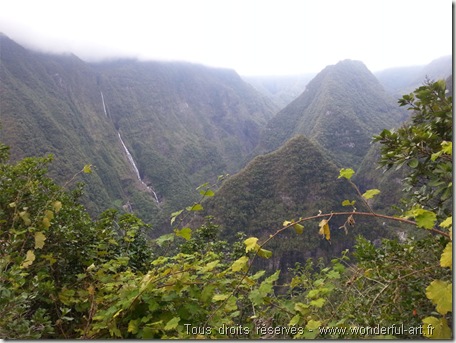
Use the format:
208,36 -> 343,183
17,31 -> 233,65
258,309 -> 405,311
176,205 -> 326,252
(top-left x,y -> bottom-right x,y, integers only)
258,270 -> 280,295
318,219 -> 330,241
244,237 -> 259,252
34,231 -> 46,249
257,248 -> 272,259
341,199 -> 356,206
201,260 -> 219,273
188,203 -> 203,211
440,242 -> 452,270
338,168 -> 355,180
294,302 -> 310,316
128,319 -> 140,334
175,227 -> 192,241
155,233 -> 174,247
422,316 -> 452,339
293,223 -> 304,234
414,209 -> 437,229
307,289 -> 320,299
231,256 -> 249,272
83,164 -> 92,173
362,189 -> 381,200
19,211 -> 31,226
164,316 -> 180,331
425,280 -> 452,315
53,201 -> 62,212
408,158 -> 419,168
288,314 -> 300,326
212,293 -> 230,302
21,250 -> 35,268
310,298 -> 325,308
439,216 -> 452,228
170,209 -> 183,225
326,270 -> 340,279
441,141 -> 452,155
42,216 -> 51,229
199,189 -> 215,197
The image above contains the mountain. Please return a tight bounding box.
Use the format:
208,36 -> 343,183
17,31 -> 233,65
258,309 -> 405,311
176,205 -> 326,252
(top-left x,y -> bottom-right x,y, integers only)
375,55 -> 452,96
254,60 -> 406,168
204,135 -> 394,271
0,34 -> 278,229
242,73 -> 316,109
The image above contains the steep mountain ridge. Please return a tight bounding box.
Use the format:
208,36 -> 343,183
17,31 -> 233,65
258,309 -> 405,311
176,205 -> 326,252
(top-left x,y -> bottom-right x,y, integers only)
254,60 -> 406,167
0,34 -> 277,228
205,135 -> 394,270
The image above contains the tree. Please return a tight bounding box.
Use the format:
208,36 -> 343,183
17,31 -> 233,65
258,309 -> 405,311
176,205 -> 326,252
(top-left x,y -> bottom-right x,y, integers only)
373,79 -> 452,219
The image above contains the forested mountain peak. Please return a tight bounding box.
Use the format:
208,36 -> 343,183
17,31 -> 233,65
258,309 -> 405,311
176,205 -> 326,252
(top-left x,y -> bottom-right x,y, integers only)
255,59 -> 406,167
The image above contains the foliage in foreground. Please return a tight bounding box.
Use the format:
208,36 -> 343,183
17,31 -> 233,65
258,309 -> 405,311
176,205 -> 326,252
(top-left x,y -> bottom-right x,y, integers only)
0,80 -> 452,339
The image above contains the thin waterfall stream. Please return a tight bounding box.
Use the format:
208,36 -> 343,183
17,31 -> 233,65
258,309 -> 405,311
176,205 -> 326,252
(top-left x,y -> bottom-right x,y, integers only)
117,132 -> 160,204
101,91 -> 160,204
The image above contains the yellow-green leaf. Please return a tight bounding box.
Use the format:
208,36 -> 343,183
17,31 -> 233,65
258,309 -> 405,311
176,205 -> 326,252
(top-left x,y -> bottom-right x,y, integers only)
425,280 -> 452,315
338,168 -> 355,180
53,201 -> 62,213
441,141 -> 452,155
212,293 -> 230,302
19,211 -> 31,226
188,203 -> 203,211
293,223 -> 304,234
231,256 -> 249,272
319,219 -> 330,241
341,199 -> 356,206
175,227 -> 192,241
310,297 -> 326,308
257,248 -> 272,259
21,250 -> 35,268
439,216 -> 452,229
44,209 -> 54,220
34,231 -> 46,249
283,220 -> 292,227
440,242 -> 452,270
128,319 -> 140,334
362,188 -> 380,200
244,237 -> 259,252
164,316 -> 180,331
83,164 -> 92,173
414,209 -> 437,229
288,314 -> 300,326
201,260 -> 219,273
294,302 -> 310,316
422,316 -> 452,339
42,217 -> 51,229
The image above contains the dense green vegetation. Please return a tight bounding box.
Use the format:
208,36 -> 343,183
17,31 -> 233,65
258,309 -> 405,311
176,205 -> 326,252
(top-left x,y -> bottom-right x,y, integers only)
0,34 -> 277,230
0,80 -> 452,339
255,60 -> 407,167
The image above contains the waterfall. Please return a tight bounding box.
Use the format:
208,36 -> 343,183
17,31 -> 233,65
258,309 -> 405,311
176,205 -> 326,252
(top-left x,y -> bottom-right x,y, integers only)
100,89 -> 159,205
118,132 -> 160,204
100,92 -> 108,117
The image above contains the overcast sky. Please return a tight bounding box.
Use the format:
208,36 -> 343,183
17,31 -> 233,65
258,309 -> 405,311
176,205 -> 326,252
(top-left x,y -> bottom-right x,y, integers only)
0,0 -> 452,76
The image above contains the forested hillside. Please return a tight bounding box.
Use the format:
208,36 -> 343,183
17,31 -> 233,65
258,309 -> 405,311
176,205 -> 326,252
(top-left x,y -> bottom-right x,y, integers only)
0,79 -> 452,339
254,60 -> 407,167
0,32 -> 452,339
0,34 -> 277,229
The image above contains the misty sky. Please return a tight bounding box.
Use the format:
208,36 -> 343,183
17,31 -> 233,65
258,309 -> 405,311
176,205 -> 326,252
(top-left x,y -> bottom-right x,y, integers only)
0,0 -> 452,76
